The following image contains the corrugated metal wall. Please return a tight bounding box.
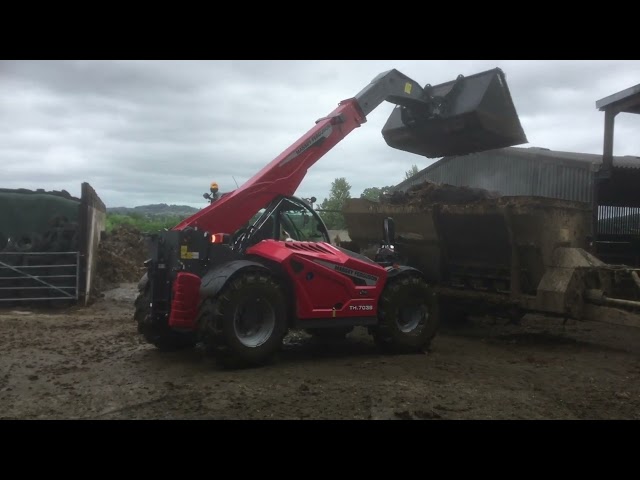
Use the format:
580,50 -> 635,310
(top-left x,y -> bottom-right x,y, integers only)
397,150 -> 595,203
598,206 -> 640,234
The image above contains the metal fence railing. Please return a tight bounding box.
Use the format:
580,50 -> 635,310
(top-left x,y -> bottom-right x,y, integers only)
0,251 -> 80,302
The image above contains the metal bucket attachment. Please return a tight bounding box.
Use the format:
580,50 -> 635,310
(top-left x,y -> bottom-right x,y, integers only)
382,68 -> 528,158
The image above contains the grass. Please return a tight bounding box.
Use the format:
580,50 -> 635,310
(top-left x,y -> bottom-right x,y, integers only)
105,213 -> 189,234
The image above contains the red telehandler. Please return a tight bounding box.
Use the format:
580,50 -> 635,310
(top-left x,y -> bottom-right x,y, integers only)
134,67 -> 527,367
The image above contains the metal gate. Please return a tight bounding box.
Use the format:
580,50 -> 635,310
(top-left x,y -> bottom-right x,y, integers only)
0,251 -> 80,303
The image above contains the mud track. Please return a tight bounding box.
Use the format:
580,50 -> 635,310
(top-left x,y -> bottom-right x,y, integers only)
1,283 -> 639,419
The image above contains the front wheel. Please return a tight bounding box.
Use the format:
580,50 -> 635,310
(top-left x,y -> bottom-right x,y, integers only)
198,271 -> 288,368
372,275 -> 439,353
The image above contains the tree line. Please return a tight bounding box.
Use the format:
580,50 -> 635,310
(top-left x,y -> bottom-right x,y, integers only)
317,164 -> 420,230
106,163 -> 421,234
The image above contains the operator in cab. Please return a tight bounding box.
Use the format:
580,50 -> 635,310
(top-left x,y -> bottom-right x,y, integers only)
203,182 -> 220,204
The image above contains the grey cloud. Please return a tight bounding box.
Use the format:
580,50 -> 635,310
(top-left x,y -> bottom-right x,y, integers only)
1,60 -> 639,209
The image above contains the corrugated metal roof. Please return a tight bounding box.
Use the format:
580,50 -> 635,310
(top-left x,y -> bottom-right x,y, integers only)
433,146 -> 640,171
395,146 -> 640,194
505,147 -> 640,169
393,146 -> 640,204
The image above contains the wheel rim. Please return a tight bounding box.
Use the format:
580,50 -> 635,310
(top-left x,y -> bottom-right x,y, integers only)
233,296 -> 276,348
396,304 -> 429,334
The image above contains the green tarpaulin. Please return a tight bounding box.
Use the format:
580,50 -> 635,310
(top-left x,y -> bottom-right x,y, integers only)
0,192 -> 80,250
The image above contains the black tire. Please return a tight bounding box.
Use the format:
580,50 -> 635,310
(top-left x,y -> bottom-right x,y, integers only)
134,278 -> 195,351
304,327 -> 353,340
197,272 -> 288,368
372,275 -> 439,353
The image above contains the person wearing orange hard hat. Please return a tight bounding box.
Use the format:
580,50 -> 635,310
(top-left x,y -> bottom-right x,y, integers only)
203,181 -> 220,203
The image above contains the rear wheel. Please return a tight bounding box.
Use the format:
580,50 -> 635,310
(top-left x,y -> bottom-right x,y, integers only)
372,275 -> 439,353
134,276 -> 195,351
198,272 -> 288,368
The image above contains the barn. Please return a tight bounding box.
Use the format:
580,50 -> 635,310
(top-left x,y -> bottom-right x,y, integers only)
393,146 -> 640,266
393,146 -> 640,203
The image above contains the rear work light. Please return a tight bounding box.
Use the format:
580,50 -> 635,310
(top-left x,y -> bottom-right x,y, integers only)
211,233 -> 231,244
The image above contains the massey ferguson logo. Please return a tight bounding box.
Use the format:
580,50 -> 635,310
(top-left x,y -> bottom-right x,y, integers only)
280,124 -> 333,166
334,264 -> 378,283
314,259 -> 379,286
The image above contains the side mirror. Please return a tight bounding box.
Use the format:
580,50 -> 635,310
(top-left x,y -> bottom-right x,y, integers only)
383,217 -> 395,246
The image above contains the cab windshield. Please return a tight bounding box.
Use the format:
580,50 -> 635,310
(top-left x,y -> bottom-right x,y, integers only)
243,197 -> 329,245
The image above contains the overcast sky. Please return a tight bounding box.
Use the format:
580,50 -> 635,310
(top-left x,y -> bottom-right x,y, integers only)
1,60 -> 639,208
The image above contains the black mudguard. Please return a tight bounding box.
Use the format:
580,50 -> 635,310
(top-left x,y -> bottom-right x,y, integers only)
386,265 -> 427,282
199,259 -> 270,301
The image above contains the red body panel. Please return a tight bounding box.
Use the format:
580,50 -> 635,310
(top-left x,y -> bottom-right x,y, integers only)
172,99 -> 366,235
168,98 -> 373,330
246,240 -> 387,321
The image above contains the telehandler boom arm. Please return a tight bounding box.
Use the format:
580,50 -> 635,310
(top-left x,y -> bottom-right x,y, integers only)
173,67 -> 527,235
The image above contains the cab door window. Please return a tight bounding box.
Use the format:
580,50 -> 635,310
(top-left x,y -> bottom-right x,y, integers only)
277,199 -> 329,242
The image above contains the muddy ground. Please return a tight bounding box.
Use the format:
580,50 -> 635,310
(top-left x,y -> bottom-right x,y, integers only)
1,283 -> 639,420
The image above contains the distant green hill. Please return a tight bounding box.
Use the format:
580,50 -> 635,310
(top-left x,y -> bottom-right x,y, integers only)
108,203 -> 200,217
106,204 -> 201,233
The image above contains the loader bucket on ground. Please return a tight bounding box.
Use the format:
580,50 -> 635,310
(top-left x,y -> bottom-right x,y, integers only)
382,68 -> 528,158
